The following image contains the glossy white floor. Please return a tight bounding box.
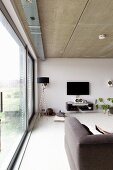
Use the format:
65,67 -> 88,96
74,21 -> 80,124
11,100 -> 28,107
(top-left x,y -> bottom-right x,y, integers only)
18,116 -> 70,170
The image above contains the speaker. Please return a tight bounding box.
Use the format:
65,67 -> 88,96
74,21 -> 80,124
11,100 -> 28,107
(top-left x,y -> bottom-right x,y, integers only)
75,98 -> 83,103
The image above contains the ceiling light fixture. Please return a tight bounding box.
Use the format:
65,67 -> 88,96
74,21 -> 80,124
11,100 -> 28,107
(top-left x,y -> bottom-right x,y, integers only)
99,34 -> 106,40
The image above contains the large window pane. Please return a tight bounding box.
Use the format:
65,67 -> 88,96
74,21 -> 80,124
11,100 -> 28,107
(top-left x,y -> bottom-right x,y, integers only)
0,11 -> 26,169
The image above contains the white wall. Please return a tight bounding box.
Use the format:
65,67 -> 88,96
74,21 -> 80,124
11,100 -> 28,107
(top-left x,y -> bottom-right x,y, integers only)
39,58 -> 113,113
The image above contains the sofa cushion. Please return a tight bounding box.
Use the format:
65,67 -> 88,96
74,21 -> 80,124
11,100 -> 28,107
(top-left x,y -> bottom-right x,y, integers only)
82,124 -> 93,135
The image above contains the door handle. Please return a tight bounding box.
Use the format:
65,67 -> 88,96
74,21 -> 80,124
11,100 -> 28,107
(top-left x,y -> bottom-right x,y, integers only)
0,92 -> 3,112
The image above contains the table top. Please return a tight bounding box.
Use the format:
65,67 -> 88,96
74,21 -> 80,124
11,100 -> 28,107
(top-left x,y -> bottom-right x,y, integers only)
66,112 -> 113,134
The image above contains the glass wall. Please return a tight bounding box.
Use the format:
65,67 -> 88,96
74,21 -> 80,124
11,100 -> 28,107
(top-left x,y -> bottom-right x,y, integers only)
0,10 -> 27,169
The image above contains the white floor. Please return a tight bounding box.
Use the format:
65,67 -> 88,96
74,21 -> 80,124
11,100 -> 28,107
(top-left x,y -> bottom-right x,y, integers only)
18,116 -> 70,170
15,112 -> 113,170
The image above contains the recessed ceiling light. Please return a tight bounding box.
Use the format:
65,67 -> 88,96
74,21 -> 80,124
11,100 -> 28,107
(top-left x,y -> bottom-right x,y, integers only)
99,34 -> 106,40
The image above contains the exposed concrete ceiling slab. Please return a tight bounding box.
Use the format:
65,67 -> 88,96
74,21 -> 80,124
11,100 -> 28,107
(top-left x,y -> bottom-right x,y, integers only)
37,0 -> 113,58
64,24 -> 113,58
37,0 -> 88,58
79,0 -> 113,25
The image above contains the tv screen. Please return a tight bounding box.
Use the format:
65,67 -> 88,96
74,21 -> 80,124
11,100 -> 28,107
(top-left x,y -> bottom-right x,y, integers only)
67,82 -> 89,95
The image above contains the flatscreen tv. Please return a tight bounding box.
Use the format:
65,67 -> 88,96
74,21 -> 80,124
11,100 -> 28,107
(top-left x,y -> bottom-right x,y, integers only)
67,82 -> 89,95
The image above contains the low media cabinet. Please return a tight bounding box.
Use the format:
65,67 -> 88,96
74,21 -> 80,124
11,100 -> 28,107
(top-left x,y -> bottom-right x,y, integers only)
66,101 -> 93,112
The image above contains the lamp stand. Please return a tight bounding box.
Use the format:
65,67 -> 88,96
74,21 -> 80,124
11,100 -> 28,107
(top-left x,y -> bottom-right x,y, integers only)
39,84 -> 47,116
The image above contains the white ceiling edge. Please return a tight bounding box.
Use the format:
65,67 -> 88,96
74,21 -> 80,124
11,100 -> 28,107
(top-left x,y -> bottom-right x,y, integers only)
2,0 -> 38,60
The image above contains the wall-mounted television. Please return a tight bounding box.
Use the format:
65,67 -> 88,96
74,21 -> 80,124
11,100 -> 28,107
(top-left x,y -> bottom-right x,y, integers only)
67,82 -> 89,95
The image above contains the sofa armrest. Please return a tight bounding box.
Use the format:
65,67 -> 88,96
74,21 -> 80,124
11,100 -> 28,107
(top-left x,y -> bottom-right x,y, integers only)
78,135 -> 113,170
65,117 -> 113,170
80,134 -> 113,145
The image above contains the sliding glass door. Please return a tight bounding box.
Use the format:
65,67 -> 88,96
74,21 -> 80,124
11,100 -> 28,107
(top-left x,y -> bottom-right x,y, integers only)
0,11 -> 26,169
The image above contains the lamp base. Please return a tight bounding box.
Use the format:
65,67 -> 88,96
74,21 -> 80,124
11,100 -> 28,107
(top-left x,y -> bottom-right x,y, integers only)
39,109 -> 46,117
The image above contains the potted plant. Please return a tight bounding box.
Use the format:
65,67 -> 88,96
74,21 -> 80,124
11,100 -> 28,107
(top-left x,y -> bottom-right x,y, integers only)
108,98 -> 113,114
95,98 -> 113,114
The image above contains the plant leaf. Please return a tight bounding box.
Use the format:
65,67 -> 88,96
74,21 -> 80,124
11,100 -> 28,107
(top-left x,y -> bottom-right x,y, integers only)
99,98 -> 103,102
96,104 -> 98,109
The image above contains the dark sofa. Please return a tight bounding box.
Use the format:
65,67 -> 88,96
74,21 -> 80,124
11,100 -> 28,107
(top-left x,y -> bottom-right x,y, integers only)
65,117 -> 113,170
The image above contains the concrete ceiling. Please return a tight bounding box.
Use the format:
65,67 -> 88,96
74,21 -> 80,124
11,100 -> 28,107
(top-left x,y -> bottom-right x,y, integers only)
37,0 -> 113,58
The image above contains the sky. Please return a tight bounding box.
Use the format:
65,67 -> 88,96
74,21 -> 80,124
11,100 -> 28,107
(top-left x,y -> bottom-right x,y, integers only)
0,12 -> 20,81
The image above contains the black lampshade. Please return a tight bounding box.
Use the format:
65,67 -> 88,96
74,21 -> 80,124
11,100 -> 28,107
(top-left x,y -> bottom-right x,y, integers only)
37,77 -> 49,85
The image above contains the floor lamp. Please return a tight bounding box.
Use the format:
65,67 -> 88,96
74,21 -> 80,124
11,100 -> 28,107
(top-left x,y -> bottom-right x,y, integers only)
37,77 -> 49,116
